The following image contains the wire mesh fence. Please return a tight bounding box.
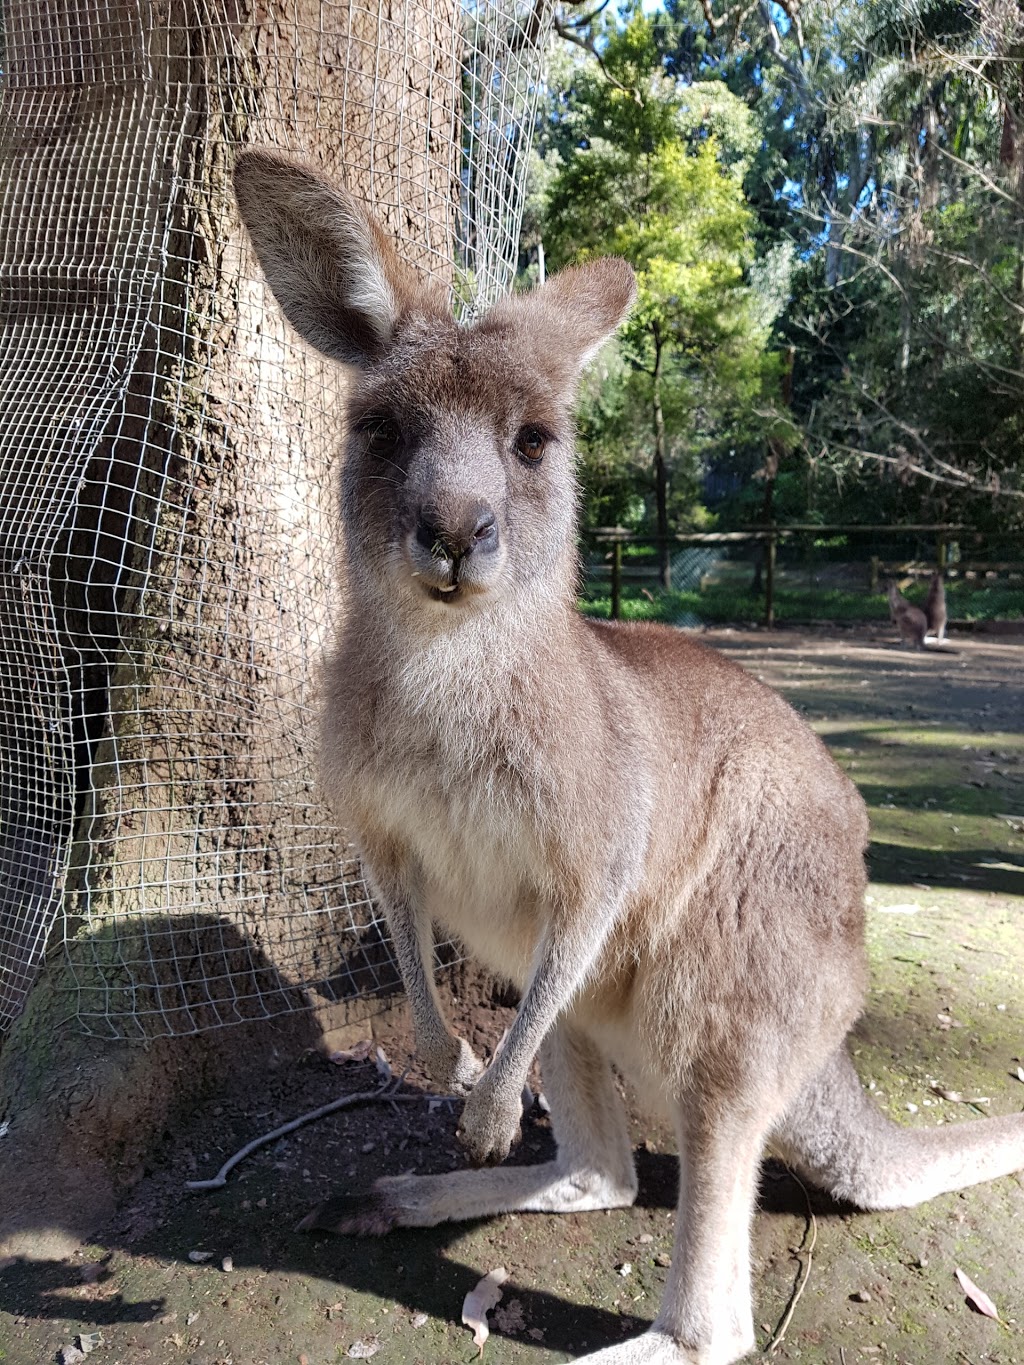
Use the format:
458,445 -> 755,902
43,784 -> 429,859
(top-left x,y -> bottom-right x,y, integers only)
0,0 -> 552,1037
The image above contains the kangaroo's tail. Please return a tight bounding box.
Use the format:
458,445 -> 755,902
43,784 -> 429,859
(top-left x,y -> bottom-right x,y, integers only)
771,1045 -> 1024,1210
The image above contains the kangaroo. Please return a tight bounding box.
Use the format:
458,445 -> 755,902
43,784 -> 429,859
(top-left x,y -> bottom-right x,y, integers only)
233,152 -> 1024,1365
887,580 -> 927,649
925,570 -> 947,642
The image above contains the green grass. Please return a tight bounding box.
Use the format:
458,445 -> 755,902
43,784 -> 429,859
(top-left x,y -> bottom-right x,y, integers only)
579,579 -> 1024,625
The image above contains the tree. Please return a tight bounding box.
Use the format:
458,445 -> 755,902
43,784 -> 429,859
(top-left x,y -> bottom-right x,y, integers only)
542,8 -> 779,585
0,0 -> 471,1257
661,0 -> 1024,519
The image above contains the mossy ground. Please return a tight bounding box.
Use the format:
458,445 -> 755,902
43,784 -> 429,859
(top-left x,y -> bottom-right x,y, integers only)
1,624 -> 1022,1365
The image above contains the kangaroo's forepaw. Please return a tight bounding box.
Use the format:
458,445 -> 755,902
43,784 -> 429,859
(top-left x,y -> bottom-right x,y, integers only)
456,1076 -> 522,1165
295,1189 -> 397,1237
426,1035 -> 484,1096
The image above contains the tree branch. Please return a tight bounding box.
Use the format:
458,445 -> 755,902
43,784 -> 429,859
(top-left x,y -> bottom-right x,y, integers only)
552,13 -> 643,101
556,0 -> 613,29
757,0 -> 810,92
819,440 -> 1023,498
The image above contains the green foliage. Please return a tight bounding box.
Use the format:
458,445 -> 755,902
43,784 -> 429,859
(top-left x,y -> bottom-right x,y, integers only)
538,7 -> 778,534
534,0 -> 1024,554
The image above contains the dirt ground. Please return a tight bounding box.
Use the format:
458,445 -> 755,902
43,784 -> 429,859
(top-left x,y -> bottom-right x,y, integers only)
2,623 -> 1023,1365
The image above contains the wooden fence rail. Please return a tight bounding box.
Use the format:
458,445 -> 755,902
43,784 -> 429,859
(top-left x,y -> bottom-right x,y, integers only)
583,524 -> 1018,626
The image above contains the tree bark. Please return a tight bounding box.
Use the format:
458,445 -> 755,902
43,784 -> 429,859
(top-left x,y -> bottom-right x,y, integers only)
0,0 -> 466,1257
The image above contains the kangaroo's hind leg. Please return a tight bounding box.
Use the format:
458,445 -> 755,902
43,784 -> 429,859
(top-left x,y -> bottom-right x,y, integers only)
299,1018 -> 638,1235
576,1089 -> 776,1365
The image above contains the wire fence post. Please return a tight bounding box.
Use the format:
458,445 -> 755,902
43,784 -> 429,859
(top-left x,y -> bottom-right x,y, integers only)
764,529 -> 777,629
611,538 -> 622,621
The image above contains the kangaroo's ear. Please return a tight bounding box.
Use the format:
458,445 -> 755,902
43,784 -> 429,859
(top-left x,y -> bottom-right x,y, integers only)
233,151 -> 434,366
482,257 -> 636,372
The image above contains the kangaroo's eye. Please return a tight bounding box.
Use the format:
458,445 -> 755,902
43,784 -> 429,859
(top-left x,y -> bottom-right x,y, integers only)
515,425 -> 547,463
360,416 -> 402,457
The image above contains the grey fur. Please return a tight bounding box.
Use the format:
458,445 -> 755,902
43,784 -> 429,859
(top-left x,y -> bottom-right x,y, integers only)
887,580 -> 927,649
235,153 -> 1024,1365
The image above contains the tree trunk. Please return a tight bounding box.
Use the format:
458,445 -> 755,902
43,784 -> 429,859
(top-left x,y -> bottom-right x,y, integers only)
652,325 -> 671,591
0,0 -> 470,1257
824,128 -> 874,288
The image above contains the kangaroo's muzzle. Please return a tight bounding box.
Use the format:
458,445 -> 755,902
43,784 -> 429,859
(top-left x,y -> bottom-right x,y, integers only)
409,499 -> 501,602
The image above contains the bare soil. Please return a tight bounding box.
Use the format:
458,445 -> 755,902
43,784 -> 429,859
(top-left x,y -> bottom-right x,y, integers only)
2,623 -> 1022,1365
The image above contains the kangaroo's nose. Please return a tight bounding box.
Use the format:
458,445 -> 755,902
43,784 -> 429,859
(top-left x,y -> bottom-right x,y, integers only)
416,502 -> 498,558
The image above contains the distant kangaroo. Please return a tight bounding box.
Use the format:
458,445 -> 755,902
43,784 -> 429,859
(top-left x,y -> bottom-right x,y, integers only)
887,580 -> 927,649
925,570 -> 947,642
234,152 -> 1024,1365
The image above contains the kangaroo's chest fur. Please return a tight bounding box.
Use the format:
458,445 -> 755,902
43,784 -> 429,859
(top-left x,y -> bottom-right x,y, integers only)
322,605 -> 870,1076
322,612 -> 592,984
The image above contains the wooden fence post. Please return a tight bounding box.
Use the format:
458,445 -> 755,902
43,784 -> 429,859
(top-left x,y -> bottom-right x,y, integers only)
869,555 -> 880,593
610,539 -> 622,621
764,530 -> 776,628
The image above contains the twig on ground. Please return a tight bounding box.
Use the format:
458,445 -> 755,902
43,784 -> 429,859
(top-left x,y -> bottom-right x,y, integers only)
185,1079 -> 426,1191
959,941 -> 1006,956
765,1169 -> 818,1354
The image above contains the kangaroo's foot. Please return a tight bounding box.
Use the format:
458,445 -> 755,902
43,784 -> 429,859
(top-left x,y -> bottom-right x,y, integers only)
574,1327 -> 754,1365
297,1161 -> 637,1234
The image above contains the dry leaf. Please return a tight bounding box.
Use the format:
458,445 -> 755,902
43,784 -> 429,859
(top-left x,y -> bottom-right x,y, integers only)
931,1087 -> 990,1105
347,1336 -> 380,1358
462,1266 -> 509,1355
955,1267 -> 1001,1321
329,1039 -> 375,1065
373,1044 -> 393,1081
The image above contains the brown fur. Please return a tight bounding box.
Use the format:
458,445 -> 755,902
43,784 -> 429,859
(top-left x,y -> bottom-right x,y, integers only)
234,153 -> 1024,1365
887,580 -> 927,648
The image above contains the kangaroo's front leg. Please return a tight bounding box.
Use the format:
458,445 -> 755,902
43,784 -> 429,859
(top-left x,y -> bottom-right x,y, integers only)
366,858 -> 482,1094
457,893 -> 622,1164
